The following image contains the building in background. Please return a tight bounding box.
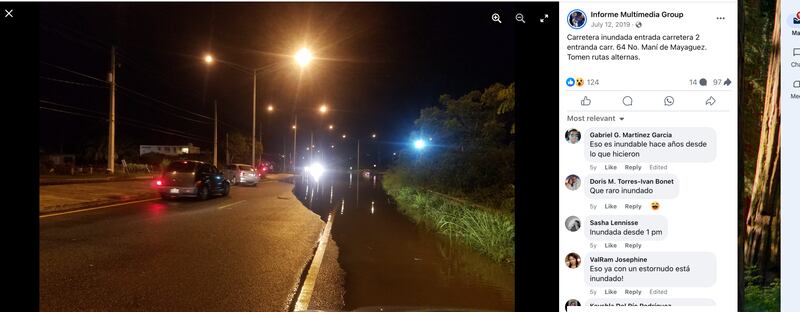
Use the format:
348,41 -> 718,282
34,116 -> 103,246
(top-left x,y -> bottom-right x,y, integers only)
139,143 -> 200,156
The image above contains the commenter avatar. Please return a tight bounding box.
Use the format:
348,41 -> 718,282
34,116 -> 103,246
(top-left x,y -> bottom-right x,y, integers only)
565,174 -> 581,191
565,253 -> 581,269
565,129 -> 581,144
565,299 -> 581,311
565,216 -> 581,232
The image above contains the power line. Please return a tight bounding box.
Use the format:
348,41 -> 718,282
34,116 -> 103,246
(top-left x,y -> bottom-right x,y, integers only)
40,76 -> 108,89
39,22 -> 109,52
40,61 -> 107,83
116,88 -> 213,125
40,100 -> 211,143
40,106 -> 105,121
41,105 -> 210,143
115,51 -> 206,103
114,52 -> 210,112
119,118 -> 211,143
39,61 -> 213,125
40,100 -> 106,117
116,84 -> 213,121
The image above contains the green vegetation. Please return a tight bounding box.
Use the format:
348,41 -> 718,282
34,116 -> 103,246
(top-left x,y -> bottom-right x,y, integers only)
385,82 -> 514,264
745,265 -> 780,312
383,175 -> 514,264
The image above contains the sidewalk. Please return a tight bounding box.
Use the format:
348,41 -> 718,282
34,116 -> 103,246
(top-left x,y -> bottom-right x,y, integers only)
40,180 -> 159,215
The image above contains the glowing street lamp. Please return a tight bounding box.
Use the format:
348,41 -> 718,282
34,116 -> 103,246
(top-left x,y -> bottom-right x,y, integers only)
204,54 -> 214,64
414,139 -> 426,150
294,48 -> 313,68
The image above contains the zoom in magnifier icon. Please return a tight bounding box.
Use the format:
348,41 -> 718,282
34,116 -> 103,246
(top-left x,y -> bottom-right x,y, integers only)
491,13 -> 501,23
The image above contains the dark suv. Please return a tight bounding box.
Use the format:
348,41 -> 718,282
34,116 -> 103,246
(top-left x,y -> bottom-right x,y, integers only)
156,160 -> 230,200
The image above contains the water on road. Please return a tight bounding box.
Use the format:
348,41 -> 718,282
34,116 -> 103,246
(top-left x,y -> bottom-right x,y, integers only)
292,172 -> 514,311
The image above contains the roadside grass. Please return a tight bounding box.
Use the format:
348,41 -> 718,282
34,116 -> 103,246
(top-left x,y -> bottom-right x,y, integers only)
383,173 -> 514,264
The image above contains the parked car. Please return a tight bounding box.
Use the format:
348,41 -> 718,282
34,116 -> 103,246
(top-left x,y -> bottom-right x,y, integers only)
224,163 -> 259,186
155,160 -> 230,200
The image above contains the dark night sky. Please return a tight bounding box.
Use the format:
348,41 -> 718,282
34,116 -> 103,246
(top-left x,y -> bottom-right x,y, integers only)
38,3 -> 519,160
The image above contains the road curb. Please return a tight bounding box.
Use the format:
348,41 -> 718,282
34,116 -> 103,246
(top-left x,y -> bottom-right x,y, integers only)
39,176 -> 155,186
39,193 -> 160,216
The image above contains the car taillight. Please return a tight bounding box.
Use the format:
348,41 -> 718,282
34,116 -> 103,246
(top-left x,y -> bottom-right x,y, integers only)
155,179 -> 163,186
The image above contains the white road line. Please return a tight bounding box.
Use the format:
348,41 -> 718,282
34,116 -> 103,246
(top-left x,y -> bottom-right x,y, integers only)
293,213 -> 334,311
39,198 -> 160,219
216,200 -> 246,210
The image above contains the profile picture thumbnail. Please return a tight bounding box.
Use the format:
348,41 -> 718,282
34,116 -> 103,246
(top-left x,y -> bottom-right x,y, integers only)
565,174 -> 581,191
565,252 -> 581,269
565,299 -> 581,311
568,9 -> 587,29
565,216 -> 581,232
565,129 -> 581,144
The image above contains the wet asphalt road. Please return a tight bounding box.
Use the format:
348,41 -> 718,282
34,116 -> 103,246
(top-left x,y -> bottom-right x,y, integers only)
40,181 -> 328,311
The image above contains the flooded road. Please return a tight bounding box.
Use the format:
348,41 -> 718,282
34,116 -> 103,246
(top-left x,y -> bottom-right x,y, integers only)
293,171 -> 514,311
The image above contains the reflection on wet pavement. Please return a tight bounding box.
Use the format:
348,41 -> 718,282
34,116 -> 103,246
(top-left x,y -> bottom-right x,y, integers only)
293,172 -> 514,311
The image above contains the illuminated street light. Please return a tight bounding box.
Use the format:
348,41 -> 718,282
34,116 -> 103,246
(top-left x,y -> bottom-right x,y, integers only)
414,139 -> 426,150
328,124 -> 334,130
292,125 -> 297,130
371,133 -> 377,139
319,104 -> 328,114
267,105 -> 274,112
204,54 -> 214,64
295,48 -> 313,68
342,134 -> 347,139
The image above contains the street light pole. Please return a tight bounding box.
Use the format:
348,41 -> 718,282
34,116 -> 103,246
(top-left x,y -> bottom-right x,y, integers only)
252,71 -> 257,167
214,100 -> 218,167
108,45 -> 116,175
204,47 -> 313,171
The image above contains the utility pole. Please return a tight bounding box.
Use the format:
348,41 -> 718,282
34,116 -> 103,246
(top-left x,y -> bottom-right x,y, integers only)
226,132 -> 230,165
107,46 -> 116,175
252,71 -> 257,167
213,100 -> 218,167
259,122 -> 263,167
